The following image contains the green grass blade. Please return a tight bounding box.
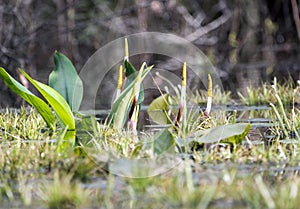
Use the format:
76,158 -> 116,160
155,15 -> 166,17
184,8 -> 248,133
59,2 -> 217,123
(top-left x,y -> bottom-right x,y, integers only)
21,69 -> 75,140
0,67 -> 56,129
269,102 -> 289,138
49,51 -> 83,112
274,93 -> 291,131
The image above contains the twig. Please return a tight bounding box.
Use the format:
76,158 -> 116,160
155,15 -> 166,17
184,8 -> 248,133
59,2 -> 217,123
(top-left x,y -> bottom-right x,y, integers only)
185,4 -> 231,42
291,0 -> 300,42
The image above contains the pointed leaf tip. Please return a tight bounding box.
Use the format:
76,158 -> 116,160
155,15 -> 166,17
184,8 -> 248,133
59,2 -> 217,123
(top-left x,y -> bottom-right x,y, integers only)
49,51 -> 83,111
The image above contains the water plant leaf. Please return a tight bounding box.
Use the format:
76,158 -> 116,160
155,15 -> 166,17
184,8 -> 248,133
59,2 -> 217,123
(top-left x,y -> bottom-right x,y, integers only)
124,59 -> 144,105
224,123 -> 251,145
20,69 -> 75,141
124,59 -> 136,77
147,94 -> 172,124
113,85 -> 133,129
195,123 -> 251,144
110,65 -> 153,130
153,128 -> 175,154
49,51 -> 83,112
0,67 -> 56,129
74,112 -> 98,146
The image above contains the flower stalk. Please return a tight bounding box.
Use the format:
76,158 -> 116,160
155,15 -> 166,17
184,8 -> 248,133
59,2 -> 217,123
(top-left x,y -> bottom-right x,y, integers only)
124,37 -> 129,61
204,74 -> 212,116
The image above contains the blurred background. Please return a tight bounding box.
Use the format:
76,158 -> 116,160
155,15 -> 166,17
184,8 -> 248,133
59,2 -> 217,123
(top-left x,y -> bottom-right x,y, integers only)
0,0 -> 299,107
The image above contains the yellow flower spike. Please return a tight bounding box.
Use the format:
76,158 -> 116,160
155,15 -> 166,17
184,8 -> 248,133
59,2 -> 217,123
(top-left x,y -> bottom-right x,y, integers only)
114,65 -> 123,101
117,65 -> 123,90
124,38 -> 129,61
205,74 -> 212,116
182,62 -> 187,87
207,74 -> 212,97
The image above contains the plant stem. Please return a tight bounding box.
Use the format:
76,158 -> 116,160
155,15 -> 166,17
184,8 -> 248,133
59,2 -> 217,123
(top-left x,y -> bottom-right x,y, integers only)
124,37 -> 129,61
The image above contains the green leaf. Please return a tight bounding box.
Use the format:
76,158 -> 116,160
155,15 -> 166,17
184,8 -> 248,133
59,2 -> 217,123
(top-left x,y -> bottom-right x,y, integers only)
74,112 -> 98,146
49,51 -> 83,112
109,65 -> 153,130
21,69 -> 75,141
113,85 -> 133,129
124,60 -> 144,105
124,59 -> 136,77
147,94 -> 171,124
225,123 -> 251,145
153,128 -> 175,154
195,123 -> 251,144
0,67 -> 56,129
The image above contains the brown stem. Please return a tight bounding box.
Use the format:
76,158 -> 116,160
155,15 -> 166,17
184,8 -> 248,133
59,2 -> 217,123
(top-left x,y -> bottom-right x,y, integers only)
128,97 -> 137,120
175,105 -> 182,127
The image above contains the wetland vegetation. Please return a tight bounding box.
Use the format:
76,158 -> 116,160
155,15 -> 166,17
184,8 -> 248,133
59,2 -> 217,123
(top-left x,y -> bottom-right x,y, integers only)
1,1 -> 300,208
0,45 -> 299,208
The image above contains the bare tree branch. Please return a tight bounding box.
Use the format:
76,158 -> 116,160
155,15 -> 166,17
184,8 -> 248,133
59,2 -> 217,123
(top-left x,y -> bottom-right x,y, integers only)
291,0 -> 300,42
185,7 -> 231,42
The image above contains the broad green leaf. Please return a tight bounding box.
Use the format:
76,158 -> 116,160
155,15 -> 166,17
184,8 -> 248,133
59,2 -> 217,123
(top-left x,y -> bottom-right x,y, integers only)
49,51 -> 83,111
110,65 -> 153,130
195,123 -> 251,144
74,112 -> 98,146
21,70 -> 75,141
147,94 -> 171,124
225,123 -> 251,145
0,67 -> 56,129
153,128 -> 175,154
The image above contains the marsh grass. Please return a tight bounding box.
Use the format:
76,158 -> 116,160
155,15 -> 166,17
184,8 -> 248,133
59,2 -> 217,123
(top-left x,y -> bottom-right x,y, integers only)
189,77 -> 299,106
188,77 -> 300,106
0,77 -> 299,208
238,77 -> 299,105
37,171 -> 90,209
1,121 -> 300,208
192,85 -> 232,105
0,107 -> 54,141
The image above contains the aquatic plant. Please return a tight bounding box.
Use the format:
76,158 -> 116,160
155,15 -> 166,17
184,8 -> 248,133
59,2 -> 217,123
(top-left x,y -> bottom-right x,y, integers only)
238,76 -> 299,105
49,51 -> 83,112
0,67 -> 76,147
